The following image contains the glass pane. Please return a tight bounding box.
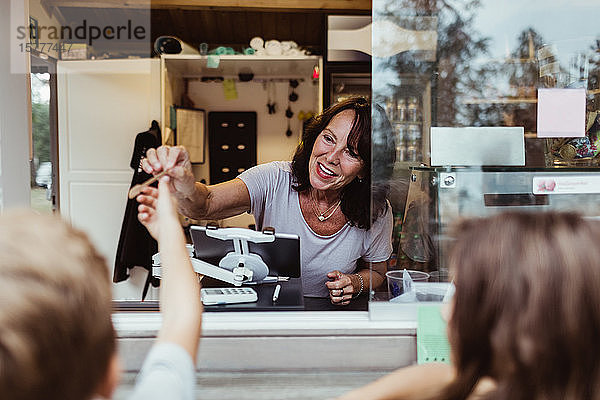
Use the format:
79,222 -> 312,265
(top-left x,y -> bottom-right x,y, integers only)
371,0 -> 600,317
30,72 -> 53,214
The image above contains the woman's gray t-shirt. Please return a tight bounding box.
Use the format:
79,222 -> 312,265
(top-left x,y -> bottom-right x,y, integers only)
238,161 -> 393,297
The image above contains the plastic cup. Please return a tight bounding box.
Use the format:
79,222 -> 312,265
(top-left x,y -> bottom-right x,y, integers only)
386,270 -> 429,299
199,42 -> 208,55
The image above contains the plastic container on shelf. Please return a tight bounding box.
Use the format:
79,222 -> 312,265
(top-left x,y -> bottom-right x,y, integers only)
408,124 -> 421,140
385,100 -> 395,120
406,145 -> 419,162
396,97 -> 407,121
394,123 -> 407,143
407,139 -> 421,151
396,143 -> 407,162
407,96 -> 419,122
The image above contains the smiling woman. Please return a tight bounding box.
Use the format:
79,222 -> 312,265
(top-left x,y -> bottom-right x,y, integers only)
137,97 -> 394,305
291,97 -> 384,231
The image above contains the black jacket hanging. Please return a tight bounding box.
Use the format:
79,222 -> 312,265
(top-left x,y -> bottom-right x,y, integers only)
113,121 -> 161,287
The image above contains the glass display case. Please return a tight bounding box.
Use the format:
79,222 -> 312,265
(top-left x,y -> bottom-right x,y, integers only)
371,166 -> 600,319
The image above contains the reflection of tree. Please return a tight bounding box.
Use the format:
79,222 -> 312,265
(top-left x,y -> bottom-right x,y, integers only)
31,74 -> 51,186
435,1 -> 489,126
32,102 -> 50,163
463,28 -> 546,133
373,0 -> 489,127
589,39 -> 600,112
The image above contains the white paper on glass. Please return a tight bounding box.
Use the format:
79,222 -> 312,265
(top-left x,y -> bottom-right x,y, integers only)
537,88 -> 586,138
532,175 -> 600,195
430,127 -> 525,166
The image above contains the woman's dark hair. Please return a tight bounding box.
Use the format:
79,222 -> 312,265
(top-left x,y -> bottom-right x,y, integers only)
291,97 -> 392,229
438,212 -> 600,400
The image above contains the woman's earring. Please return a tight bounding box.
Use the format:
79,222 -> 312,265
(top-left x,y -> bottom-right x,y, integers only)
357,177 -> 364,183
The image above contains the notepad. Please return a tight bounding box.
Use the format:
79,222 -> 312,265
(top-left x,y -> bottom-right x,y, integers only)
176,108 -> 205,163
417,304 -> 451,364
223,79 -> 238,100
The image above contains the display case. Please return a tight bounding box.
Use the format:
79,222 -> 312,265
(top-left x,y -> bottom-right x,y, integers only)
371,166 -> 600,320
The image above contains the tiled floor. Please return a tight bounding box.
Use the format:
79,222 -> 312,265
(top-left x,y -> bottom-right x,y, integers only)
114,371 -> 388,400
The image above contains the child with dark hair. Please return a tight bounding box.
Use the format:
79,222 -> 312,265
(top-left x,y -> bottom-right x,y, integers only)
338,212 -> 600,400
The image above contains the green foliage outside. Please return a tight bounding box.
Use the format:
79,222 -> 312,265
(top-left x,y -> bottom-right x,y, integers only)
31,73 -> 50,164
32,101 -> 50,163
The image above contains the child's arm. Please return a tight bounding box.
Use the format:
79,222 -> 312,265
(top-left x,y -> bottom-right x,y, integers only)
138,177 -> 202,359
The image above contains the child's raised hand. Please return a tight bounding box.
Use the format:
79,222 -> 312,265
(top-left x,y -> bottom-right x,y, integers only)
137,176 -> 179,241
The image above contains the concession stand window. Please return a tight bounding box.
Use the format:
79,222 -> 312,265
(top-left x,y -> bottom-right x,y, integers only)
35,0 -> 599,378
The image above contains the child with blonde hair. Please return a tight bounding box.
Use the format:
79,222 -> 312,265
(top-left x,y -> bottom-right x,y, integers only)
0,177 -> 201,400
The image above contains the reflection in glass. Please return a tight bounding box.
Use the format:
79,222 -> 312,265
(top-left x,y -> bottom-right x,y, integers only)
371,0 -> 600,307
30,72 -> 53,214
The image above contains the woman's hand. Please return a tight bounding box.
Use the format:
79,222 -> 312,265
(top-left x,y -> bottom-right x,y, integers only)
142,145 -> 196,198
137,176 -> 179,241
326,271 -> 362,305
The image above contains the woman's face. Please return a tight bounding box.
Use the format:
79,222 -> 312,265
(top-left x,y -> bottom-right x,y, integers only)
308,109 -> 365,194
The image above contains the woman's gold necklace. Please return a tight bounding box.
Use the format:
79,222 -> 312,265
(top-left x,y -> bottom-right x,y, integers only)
310,189 -> 341,222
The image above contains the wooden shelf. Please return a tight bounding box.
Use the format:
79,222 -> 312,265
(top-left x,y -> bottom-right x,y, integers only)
462,98 -> 537,105
390,120 -> 423,125
162,55 -> 322,79
464,89 -> 600,105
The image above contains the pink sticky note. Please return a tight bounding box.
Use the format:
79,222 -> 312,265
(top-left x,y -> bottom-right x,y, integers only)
537,88 -> 586,138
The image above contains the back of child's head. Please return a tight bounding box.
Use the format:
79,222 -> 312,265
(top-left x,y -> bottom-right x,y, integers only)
445,211 -> 600,400
0,211 -> 115,400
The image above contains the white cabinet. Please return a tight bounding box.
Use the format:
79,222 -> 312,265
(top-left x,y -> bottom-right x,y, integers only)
57,59 -> 160,300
